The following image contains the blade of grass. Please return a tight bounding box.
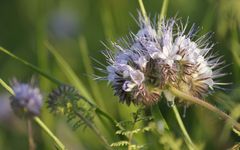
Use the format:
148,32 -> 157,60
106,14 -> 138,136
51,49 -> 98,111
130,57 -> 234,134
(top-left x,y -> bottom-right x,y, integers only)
138,0 -> 148,22
159,0 -> 169,21
0,47 -> 62,85
34,117 -> 66,150
231,24 -> 240,67
0,78 -> 14,95
45,42 -> 93,102
172,105 -> 195,150
100,2 -> 115,39
78,36 -> 105,107
35,4 -> 55,149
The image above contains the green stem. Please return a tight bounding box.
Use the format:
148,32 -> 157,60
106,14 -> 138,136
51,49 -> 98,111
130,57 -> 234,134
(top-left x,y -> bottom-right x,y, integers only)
138,0 -> 148,22
34,117 -> 66,150
78,36 -> 106,108
159,0 -> 169,21
74,111 -> 112,150
0,47 -> 62,85
0,78 -> 14,95
127,117 -> 137,150
27,119 -> 36,150
172,105 -> 195,150
128,132 -> 133,150
169,86 -> 240,132
158,0 -> 169,34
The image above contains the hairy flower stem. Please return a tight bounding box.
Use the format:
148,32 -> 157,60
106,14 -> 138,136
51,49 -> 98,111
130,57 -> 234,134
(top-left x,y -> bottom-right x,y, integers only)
169,86 -> 240,131
74,111 -> 112,150
27,119 -> 36,150
0,79 -> 66,150
34,117 -> 66,150
172,105 -> 195,150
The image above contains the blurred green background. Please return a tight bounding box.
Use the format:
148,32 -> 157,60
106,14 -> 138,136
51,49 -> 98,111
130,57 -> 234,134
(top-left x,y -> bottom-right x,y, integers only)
0,0 -> 240,150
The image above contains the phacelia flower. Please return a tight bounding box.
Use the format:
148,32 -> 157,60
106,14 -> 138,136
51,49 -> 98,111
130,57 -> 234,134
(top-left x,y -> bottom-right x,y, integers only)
101,14 -> 225,106
10,79 -> 43,117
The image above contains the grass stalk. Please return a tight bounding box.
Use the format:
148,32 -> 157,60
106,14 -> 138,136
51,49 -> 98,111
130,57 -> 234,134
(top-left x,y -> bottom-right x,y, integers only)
138,0 -> 148,22
34,117 -> 66,150
172,105 -> 195,150
78,36 -> 106,108
159,0 -> 169,21
0,47 -> 62,85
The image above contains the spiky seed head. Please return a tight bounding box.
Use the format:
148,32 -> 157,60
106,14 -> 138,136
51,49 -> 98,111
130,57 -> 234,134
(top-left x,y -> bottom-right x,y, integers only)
10,79 -> 42,117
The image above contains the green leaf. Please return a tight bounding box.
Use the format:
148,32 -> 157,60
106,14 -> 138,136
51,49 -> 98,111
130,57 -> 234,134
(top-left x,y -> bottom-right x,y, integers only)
151,104 -> 169,130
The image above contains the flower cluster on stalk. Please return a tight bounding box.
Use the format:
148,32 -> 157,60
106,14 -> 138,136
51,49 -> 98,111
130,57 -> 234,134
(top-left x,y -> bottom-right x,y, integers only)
102,14 -> 226,106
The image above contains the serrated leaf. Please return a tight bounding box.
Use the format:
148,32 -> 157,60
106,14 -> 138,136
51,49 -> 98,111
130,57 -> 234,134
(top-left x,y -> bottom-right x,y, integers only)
111,141 -> 129,147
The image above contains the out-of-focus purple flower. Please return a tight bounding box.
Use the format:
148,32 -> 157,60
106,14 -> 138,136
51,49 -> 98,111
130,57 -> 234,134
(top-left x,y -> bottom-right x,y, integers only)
48,10 -> 79,40
10,80 -> 42,117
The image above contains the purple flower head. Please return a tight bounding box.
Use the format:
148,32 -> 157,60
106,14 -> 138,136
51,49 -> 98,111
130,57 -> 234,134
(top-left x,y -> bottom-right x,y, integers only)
10,79 -> 42,117
101,13 -> 226,106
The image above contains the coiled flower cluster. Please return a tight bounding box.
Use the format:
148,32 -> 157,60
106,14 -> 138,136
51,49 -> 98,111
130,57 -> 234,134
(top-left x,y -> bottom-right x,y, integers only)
103,15 -> 225,106
47,85 -> 81,114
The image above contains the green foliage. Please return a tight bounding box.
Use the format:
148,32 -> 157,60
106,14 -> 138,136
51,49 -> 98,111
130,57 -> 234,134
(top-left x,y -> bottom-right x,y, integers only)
159,133 -> 183,150
111,108 -> 153,149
